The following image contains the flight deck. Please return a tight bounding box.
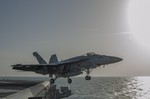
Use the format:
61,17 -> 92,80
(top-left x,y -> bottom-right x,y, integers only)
0,80 -> 72,99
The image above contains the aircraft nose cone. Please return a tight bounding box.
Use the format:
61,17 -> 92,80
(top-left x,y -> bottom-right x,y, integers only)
116,57 -> 123,62
108,56 -> 123,63
113,57 -> 123,62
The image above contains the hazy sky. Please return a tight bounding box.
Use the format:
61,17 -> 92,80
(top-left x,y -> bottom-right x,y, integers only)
0,0 -> 150,77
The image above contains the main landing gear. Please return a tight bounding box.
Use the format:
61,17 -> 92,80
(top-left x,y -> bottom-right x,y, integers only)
49,75 -> 72,84
50,78 -> 55,84
67,77 -> 72,84
50,78 -> 72,84
49,74 -> 57,84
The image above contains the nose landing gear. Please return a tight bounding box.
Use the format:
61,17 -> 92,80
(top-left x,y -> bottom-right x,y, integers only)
84,68 -> 92,80
85,76 -> 91,80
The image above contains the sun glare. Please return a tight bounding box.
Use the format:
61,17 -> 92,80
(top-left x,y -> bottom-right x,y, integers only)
128,0 -> 150,49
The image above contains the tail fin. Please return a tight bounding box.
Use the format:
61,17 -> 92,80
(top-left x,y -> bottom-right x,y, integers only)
49,54 -> 58,64
33,52 -> 47,64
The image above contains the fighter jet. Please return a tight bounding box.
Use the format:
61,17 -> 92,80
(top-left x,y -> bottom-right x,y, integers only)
12,52 -> 123,84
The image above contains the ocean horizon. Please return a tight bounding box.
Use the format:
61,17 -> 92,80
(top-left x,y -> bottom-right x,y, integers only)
0,77 -> 150,99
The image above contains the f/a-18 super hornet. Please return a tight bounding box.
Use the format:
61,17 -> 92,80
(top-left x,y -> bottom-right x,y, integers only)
12,52 -> 123,84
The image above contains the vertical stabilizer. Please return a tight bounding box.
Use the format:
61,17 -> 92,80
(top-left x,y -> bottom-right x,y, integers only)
49,54 -> 58,64
33,52 -> 47,64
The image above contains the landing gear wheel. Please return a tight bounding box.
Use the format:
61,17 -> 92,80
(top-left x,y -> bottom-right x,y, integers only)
50,79 -> 55,84
68,78 -> 72,84
85,76 -> 91,80
84,68 -> 92,80
85,76 -> 89,80
88,76 -> 91,80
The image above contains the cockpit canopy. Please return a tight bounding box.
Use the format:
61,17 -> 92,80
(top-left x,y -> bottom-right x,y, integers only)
83,52 -> 97,56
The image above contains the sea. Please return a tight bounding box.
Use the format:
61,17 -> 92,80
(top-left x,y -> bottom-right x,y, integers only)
56,77 -> 150,99
1,77 -> 150,99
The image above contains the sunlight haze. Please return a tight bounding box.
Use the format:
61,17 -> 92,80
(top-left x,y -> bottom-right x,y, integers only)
0,0 -> 150,76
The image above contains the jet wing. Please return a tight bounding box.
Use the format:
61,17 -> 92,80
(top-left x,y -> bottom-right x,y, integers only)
53,58 -> 89,65
11,64 -> 53,71
12,58 -> 89,70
